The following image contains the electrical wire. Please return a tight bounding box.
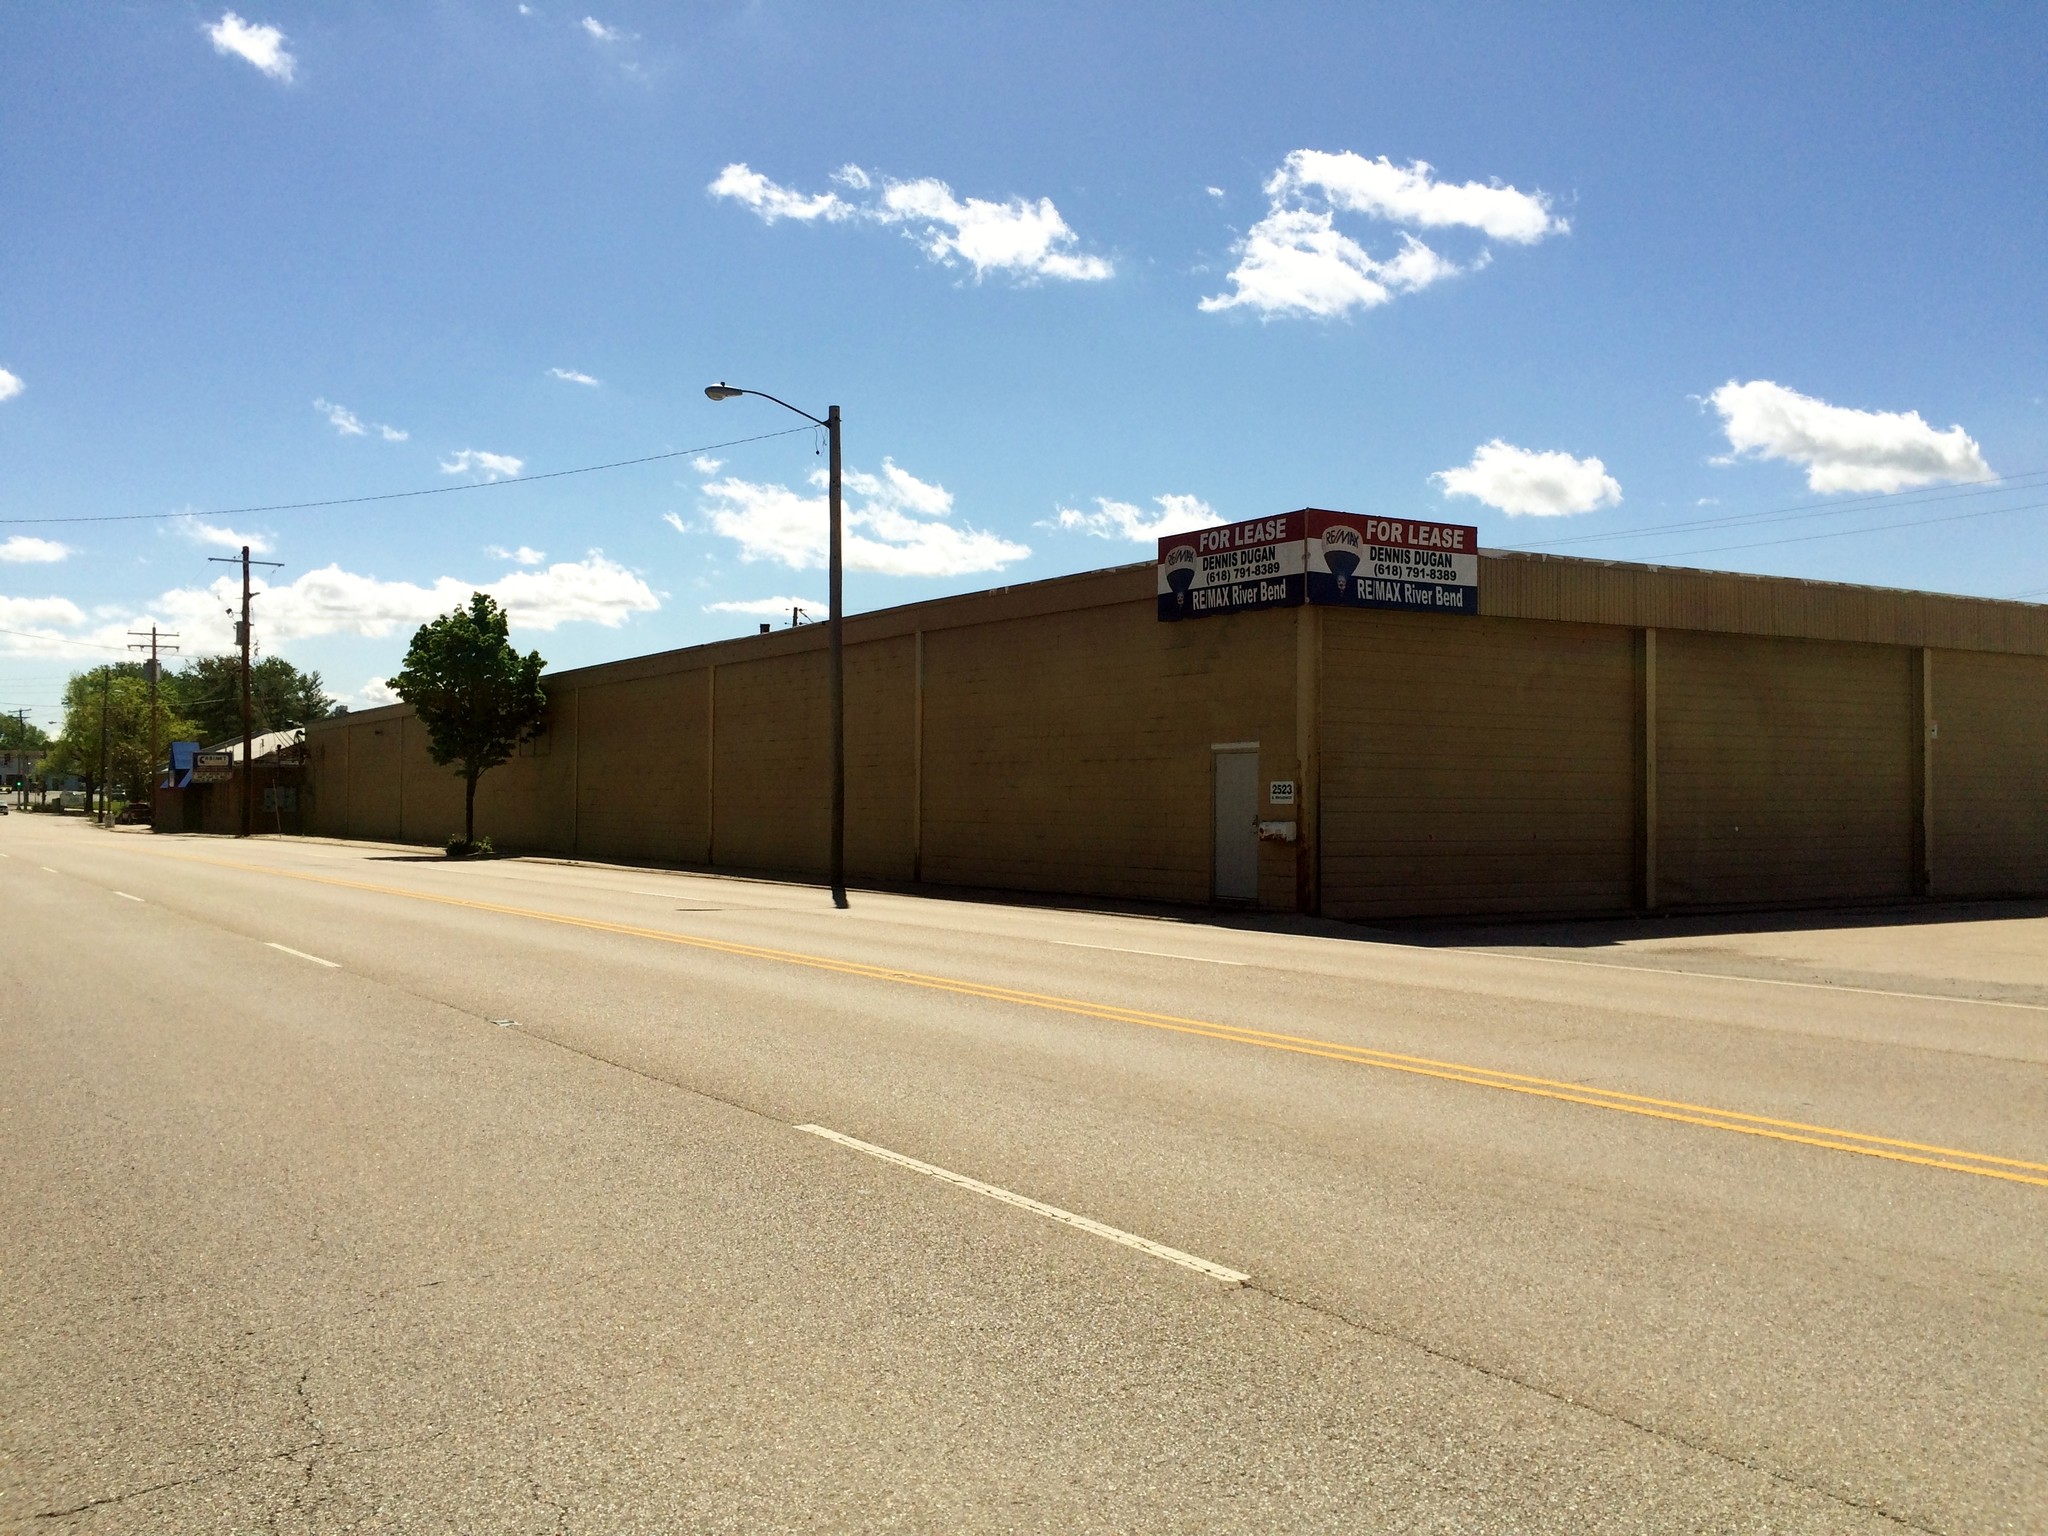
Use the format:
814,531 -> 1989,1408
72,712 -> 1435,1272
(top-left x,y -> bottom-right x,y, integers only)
0,426 -> 815,527
1498,467 -> 2048,553
1658,496 -> 2047,562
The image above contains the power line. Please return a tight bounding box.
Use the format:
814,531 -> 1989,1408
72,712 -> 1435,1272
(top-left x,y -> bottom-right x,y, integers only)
0,426 -> 816,527
1498,467 -> 2048,553
1659,496 -> 2047,562
0,625 -> 132,652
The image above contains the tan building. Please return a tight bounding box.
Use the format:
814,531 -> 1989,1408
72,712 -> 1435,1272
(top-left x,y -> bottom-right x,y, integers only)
300,549 -> 2048,919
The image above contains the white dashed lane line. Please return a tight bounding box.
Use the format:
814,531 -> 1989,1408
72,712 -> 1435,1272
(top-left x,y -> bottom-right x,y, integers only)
266,943 -> 341,969
114,892 -> 144,902
797,1124 -> 1249,1286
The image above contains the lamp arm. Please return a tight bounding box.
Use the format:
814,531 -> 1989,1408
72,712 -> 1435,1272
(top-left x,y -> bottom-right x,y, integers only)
722,386 -> 826,428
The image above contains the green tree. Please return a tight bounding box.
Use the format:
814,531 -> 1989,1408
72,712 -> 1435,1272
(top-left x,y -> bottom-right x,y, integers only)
49,666 -> 200,808
167,655 -> 335,746
391,593 -> 547,849
1,713 -> 50,750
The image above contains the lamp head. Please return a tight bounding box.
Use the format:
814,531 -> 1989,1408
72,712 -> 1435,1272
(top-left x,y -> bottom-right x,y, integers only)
704,383 -> 742,401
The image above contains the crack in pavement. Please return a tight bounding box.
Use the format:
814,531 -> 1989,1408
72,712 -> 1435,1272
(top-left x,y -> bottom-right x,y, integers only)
466,1007 -> 1961,1536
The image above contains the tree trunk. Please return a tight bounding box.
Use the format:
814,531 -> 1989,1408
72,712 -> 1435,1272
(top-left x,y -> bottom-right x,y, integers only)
464,766 -> 477,846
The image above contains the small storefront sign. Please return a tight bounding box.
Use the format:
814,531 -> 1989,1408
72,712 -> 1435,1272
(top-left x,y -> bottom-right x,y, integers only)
1159,509 -> 1478,621
191,752 -> 234,784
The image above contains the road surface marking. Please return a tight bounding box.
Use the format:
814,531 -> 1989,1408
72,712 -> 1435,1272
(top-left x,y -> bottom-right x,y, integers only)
40,865 -> 57,873
156,852 -> 2048,1189
1056,941 -> 1245,965
113,891 -> 144,902
266,942 -> 340,968
797,1124 -> 1248,1284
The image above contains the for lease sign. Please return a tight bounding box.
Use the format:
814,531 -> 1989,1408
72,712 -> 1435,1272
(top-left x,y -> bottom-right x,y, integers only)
1159,509 -> 1479,620
1304,509 -> 1479,615
1156,512 -> 1305,620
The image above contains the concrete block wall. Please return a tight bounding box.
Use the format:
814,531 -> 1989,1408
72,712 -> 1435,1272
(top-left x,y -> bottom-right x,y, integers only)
303,555 -> 2048,918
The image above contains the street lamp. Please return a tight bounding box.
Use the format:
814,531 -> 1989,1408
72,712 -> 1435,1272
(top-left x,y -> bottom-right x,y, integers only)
704,382 -> 846,909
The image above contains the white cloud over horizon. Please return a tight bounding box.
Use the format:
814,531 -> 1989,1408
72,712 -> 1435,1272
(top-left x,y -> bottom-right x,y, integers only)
0,368 -> 23,403
207,11 -> 295,81
550,367 -> 600,386
691,457 -> 1029,577
1707,379 -> 1991,493
0,535 -> 71,564
138,552 -> 657,648
1050,494 -> 1224,542
440,448 -> 524,481
1202,151 -> 1565,319
703,595 -> 827,618
710,162 -> 1113,283
1432,441 -> 1622,517
487,545 -> 548,566
180,519 -> 275,555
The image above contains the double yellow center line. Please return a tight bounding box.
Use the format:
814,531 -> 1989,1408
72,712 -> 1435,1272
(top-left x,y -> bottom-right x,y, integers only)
175,851 -> 2048,1189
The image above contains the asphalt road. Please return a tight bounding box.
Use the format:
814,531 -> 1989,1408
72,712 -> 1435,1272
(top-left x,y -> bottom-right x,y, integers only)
3,815 -> 2043,1533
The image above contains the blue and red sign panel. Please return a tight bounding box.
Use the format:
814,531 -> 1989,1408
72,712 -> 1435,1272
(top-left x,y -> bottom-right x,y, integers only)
1158,509 -> 1479,621
1156,512 -> 1305,620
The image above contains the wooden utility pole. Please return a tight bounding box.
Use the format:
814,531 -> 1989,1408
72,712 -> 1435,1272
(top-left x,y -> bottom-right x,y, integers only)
209,545 -> 281,839
128,625 -> 179,821
96,667 -> 111,826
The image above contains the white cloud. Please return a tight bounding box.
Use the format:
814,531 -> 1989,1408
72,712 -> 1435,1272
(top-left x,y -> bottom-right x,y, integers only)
180,519 -> 275,555
0,535 -> 70,564
691,456 -> 724,474
708,163 -> 854,223
348,678 -> 400,709
207,11 -> 296,81
699,459 -> 1029,577
0,596 -> 86,629
709,162 -> 1113,282
314,397 -> 365,436
487,545 -> 548,566
315,397 -> 406,441
581,16 -> 621,41
1707,379 -> 1991,494
550,367 -> 600,386
1051,494 -> 1223,542
132,552 -> 657,646
0,596 -> 93,658
703,595 -> 826,618
1202,149 -> 1563,319
440,448 -> 524,480
875,177 -> 1113,282
1205,186 -> 1226,200
1284,151 -> 1566,244
1432,440 -> 1621,517
662,512 -> 689,533
0,369 -> 22,403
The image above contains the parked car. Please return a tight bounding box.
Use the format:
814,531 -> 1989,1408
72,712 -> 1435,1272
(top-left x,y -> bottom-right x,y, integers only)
114,802 -> 151,825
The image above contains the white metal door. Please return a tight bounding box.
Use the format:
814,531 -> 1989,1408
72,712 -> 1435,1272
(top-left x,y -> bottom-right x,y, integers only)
1213,751 -> 1259,902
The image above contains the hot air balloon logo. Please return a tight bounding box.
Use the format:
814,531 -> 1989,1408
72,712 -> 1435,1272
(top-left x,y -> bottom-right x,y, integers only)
1322,524 -> 1363,596
1165,544 -> 1198,610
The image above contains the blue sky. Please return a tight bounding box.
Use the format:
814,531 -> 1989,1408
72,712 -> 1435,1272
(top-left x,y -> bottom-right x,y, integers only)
3,3 -> 2045,725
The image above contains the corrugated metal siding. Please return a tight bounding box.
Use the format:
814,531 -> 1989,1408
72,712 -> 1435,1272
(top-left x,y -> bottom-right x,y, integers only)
1319,612 -> 1637,919
1657,632 -> 1912,907
1932,649 -> 2048,897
